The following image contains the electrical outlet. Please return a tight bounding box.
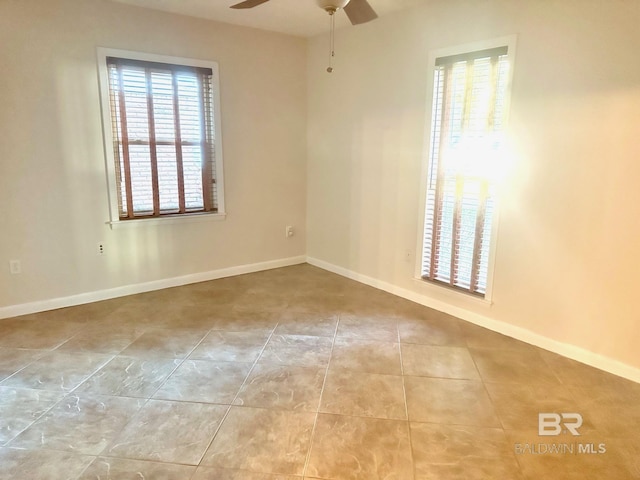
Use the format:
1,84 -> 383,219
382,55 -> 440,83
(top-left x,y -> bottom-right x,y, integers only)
9,260 -> 21,274
97,243 -> 105,256
285,226 -> 294,238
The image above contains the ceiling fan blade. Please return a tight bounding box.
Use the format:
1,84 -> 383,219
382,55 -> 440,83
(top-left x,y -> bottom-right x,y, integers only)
230,0 -> 271,9
343,0 -> 378,25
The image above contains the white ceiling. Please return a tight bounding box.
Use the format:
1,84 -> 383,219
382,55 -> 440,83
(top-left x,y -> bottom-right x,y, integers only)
109,0 -> 427,37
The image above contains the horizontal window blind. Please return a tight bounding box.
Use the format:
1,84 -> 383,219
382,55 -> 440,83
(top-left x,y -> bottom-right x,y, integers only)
106,57 -> 218,219
422,48 -> 509,296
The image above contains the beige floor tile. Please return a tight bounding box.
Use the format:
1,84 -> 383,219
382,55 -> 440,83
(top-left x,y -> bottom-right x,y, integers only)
259,335 -> 333,367
190,330 -> 271,363
329,338 -> 401,375
540,350 -> 635,389
405,376 -> 500,427
0,265 -> 638,480
606,437 -> 640,478
0,387 -> 64,445
153,304 -> 234,330
484,382 -> 588,432
0,321 -> 79,350
119,328 -> 208,359
459,322 -> 535,351
233,294 -> 289,313
201,406 -> 315,475
77,356 -> 180,398
286,294 -> 344,315
393,301 -> 456,321
397,316 -> 465,347
106,399 -> 226,464
567,384 -> 640,437
340,293 -> 399,317
234,364 -> 324,412
103,304 -> 168,329
0,348 -> 45,382
320,370 -> 406,420
176,282 -> 242,304
274,311 -> 338,337
232,292 -> 285,309
211,314 -> 279,332
411,422 -> 512,462
402,344 -> 480,379
0,447 -> 94,480
305,413 -> 413,480
192,467 -> 301,479
56,326 -> 144,354
514,450 -> 636,480
10,393 -> 144,454
0,351 -> 111,392
470,347 -> 561,384
78,457 -> 197,479
414,455 -> 524,480
153,360 -> 251,404
336,315 -> 399,342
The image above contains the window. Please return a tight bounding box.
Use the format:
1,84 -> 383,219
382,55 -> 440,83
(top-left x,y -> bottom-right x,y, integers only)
99,50 -> 224,222
421,45 -> 511,297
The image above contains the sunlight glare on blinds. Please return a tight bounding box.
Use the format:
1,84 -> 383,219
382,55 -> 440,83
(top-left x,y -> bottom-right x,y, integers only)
422,48 -> 509,296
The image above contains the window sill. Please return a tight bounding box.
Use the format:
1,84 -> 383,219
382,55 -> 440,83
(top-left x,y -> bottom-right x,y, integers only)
412,276 -> 494,307
107,212 -> 227,229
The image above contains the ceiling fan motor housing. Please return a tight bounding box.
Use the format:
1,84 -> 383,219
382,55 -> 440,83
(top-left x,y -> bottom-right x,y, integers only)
316,0 -> 350,14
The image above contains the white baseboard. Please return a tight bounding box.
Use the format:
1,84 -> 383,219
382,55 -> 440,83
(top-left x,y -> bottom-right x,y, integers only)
307,256 -> 640,384
0,255 -> 307,320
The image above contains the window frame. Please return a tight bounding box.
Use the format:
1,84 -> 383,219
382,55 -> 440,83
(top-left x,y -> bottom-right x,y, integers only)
414,36 -> 517,303
97,48 -> 226,228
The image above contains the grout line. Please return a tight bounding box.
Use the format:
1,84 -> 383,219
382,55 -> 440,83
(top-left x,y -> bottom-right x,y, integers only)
0,319 -> 148,448
37,324 -> 226,465
301,310 -> 340,478
193,314 -> 280,467
1,351 -> 120,448
397,321 -> 417,480
73,455 -> 98,480
71,327 -> 219,453
0,350 -> 50,387
143,327 -> 218,400
463,342 -> 525,475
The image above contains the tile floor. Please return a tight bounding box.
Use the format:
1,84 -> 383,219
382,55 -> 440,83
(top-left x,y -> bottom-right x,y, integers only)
0,264 -> 639,479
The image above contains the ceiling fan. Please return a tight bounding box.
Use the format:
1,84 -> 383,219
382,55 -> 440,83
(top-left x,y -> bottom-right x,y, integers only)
230,0 -> 378,26
230,0 -> 378,72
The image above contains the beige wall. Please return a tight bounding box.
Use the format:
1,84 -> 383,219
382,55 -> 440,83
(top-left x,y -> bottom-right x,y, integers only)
307,0 -> 640,370
2,0 -> 639,374
0,0 -> 307,307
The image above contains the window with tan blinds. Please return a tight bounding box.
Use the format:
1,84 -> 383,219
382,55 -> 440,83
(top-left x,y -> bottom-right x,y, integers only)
422,46 -> 510,296
105,57 -> 219,219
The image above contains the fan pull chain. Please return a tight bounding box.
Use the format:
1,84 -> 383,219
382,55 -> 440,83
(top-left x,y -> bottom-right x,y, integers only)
327,11 -> 335,73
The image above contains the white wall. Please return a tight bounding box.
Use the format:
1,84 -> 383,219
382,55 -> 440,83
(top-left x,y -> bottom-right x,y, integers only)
0,0 -> 307,308
307,0 -> 640,371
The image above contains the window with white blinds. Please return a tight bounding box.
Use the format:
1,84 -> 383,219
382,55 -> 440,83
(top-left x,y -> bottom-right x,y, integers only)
104,56 -> 221,220
421,46 -> 510,296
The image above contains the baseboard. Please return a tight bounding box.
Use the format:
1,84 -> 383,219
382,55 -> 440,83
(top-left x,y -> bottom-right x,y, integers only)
307,256 -> 640,384
0,255 -> 307,320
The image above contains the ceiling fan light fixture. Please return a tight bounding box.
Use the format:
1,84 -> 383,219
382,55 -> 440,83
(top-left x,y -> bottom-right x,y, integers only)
316,0 -> 350,14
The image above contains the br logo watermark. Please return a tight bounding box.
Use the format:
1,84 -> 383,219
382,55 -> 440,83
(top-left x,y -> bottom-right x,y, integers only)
538,412 -> 582,436
513,412 -> 607,455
